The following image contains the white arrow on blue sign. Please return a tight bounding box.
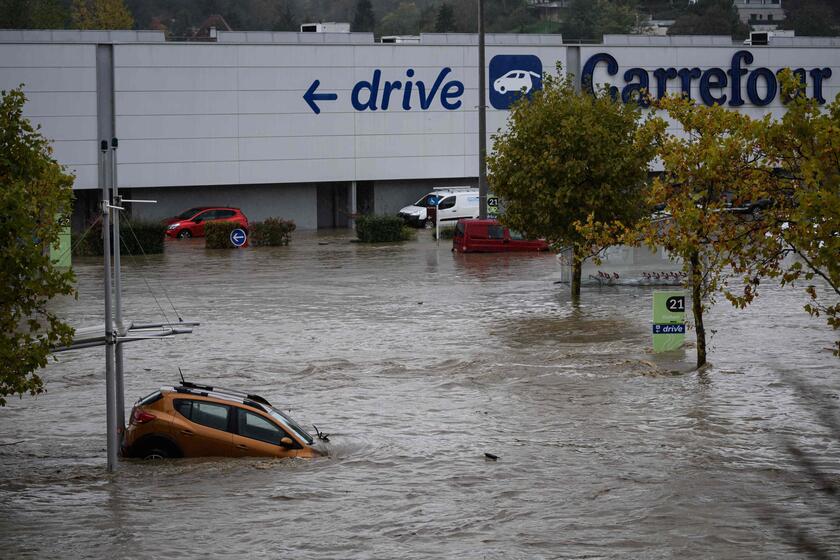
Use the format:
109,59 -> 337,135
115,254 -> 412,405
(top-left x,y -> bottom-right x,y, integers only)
230,228 -> 247,247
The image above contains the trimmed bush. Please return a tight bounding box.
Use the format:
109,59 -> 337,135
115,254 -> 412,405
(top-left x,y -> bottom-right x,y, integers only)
204,221 -> 241,249
250,217 -> 296,246
72,219 -> 166,256
355,214 -> 414,243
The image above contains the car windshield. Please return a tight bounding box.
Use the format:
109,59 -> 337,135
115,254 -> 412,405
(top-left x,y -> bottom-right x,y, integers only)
176,207 -> 205,219
415,194 -> 440,206
268,406 -> 314,445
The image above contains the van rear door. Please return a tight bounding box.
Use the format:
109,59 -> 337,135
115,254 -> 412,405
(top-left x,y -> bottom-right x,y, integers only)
464,222 -> 506,252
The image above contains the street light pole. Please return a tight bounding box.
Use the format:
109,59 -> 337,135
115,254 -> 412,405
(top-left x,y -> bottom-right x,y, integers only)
100,140 -> 118,472
110,137 -> 125,435
478,0 -> 488,220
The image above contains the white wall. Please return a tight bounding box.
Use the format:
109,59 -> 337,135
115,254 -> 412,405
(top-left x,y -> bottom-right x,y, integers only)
3,39 -> 839,193
112,43 -> 565,189
0,43 -> 98,188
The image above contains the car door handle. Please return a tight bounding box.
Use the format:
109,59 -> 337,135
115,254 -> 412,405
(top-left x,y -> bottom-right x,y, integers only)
236,444 -> 248,450
180,429 -> 195,437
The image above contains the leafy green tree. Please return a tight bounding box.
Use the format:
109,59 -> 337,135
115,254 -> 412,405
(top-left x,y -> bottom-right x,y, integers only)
0,0 -> 68,29
488,67 -> 655,297
562,0 -> 638,42
435,2 -> 455,32
378,1 -> 420,36
781,0 -> 840,37
71,0 -> 134,30
0,87 -> 76,406
274,2 -> 299,31
668,0 -> 748,38
352,0 -> 375,32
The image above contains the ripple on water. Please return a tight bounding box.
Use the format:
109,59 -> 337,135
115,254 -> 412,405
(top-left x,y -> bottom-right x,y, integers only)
1,231 -> 838,559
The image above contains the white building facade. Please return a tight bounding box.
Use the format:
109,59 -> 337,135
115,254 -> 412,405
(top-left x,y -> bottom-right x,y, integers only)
0,30 -> 837,230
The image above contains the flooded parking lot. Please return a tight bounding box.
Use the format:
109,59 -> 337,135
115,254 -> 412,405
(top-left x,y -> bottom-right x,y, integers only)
1,230 -> 838,559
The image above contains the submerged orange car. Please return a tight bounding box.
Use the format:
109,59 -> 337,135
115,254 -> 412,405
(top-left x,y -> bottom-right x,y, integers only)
122,382 -> 328,459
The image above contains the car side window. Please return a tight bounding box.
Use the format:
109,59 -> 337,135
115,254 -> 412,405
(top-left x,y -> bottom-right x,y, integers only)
195,210 -> 215,221
192,401 -> 230,431
174,399 -> 192,419
509,229 -> 525,240
488,225 -> 504,239
236,408 -> 296,447
438,196 -> 456,210
217,210 -> 235,219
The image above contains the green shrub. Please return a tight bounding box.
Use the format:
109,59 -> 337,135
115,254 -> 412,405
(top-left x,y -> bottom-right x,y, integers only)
355,215 -> 414,243
121,220 -> 166,255
204,221 -> 241,249
72,219 -> 166,256
433,226 -> 456,240
250,217 -> 296,246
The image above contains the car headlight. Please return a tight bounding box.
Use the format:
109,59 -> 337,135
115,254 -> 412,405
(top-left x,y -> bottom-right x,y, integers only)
168,223 -> 180,230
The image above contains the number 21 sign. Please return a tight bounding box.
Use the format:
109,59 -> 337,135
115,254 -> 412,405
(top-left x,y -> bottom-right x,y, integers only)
653,291 -> 686,353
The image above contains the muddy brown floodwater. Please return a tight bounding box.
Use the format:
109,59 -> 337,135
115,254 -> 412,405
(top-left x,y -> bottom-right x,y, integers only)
1,230 -> 838,559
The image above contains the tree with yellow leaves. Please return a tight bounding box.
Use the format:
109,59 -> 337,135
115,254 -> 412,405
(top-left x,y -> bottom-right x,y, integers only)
71,0 -> 133,30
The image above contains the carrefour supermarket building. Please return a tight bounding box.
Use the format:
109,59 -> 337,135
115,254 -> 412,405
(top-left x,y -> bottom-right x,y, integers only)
1,29 -> 838,230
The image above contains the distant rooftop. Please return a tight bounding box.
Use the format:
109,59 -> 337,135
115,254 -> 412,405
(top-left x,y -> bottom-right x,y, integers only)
1,29 -> 839,47
603,33 -> 840,47
0,29 -> 165,43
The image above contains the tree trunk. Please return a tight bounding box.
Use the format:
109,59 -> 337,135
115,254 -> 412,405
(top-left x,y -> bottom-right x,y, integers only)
571,246 -> 582,298
690,250 -> 706,368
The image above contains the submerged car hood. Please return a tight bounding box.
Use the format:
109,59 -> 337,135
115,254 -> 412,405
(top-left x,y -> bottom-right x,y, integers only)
399,204 -> 425,215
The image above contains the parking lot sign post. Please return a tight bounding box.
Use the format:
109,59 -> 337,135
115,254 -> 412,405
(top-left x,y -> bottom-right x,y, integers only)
487,195 -> 499,219
653,291 -> 686,352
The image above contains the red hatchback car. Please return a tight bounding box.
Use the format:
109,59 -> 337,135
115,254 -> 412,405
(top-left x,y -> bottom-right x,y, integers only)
453,219 -> 550,253
164,207 -> 249,239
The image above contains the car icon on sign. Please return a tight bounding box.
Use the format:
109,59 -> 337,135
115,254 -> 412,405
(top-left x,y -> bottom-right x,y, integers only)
493,70 -> 541,94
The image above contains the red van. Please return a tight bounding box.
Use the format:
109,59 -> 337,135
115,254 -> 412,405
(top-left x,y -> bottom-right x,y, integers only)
452,219 -> 550,253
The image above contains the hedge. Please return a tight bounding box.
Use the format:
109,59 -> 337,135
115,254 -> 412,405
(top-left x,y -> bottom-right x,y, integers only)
355,214 -> 414,243
433,226 -> 456,240
204,221 -> 242,249
250,217 -> 296,246
72,220 -> 166,256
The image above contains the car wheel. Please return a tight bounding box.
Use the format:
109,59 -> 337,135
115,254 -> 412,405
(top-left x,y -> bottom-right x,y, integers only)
423,218 -> 433,229
142,447 -> 172,460
177,229 -> 192,239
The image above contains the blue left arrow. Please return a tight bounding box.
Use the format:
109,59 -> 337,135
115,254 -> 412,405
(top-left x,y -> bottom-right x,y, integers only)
303,80 -> 338,114
230,228 -> 247,247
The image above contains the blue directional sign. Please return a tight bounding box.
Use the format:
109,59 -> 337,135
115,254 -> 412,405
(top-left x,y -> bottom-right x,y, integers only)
303,80 -> 338,114
303,67 -> 467,114
230,228 -> 247,247
489,55 -> 543,110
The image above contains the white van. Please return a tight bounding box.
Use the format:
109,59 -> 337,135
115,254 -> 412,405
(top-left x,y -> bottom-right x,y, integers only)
435,192 -> 480,225
398,187 -> 476,228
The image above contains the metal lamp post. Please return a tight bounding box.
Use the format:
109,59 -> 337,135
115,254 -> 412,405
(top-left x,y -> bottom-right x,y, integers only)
478,0 -> 488,220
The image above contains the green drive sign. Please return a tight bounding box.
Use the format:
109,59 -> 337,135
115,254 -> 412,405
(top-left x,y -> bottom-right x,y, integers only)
487,195 -> 499,219
652,290 -> 685,352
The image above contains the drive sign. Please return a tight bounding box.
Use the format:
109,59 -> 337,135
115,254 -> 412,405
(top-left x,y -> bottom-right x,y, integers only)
489,55 -> 543,109
653,291 -> 686,352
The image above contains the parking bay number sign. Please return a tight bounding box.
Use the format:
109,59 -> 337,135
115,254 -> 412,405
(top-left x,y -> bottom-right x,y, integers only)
487,195 -> 499,219
653,291 -> 685,352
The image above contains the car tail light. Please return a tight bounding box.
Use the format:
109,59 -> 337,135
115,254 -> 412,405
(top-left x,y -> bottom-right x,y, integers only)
131,408 -> 156,424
